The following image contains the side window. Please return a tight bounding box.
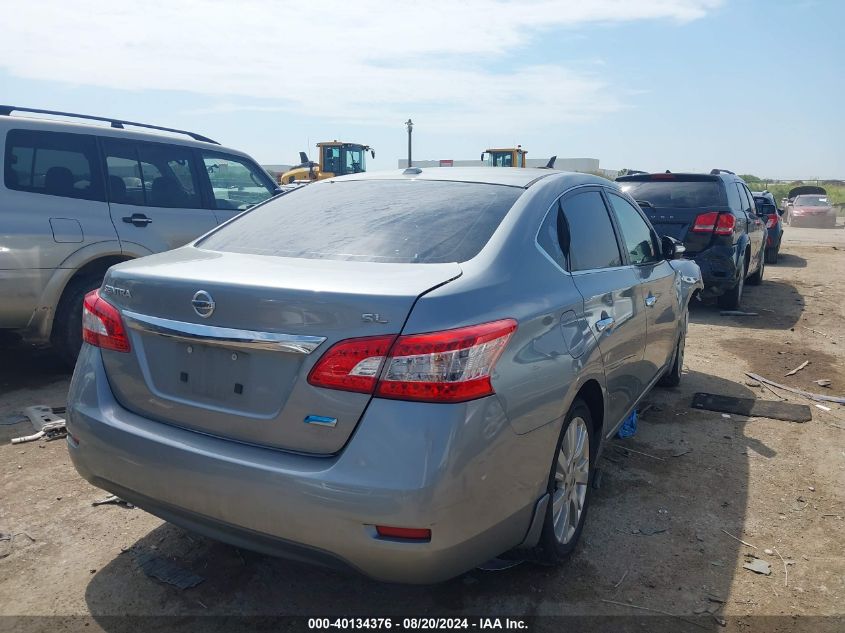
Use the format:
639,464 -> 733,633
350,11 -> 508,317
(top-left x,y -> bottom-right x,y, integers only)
735,184 -> 750,212
560,191 -> 622,271
201,152 -> 275,211
103,140 -> 202,209
607,193 -> 659,265
725,181 -> 743,212
536,204 -> 567,270
4,129 -> 104,201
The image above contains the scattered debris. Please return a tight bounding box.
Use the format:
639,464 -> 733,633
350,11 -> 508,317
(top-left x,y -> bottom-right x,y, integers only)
801,325 -> 838,340
774,548 -> 789,587
808,486 -> 815,492
710,560 -> 725,567
9,405 -> 67,444
92,494 -> 135,509
764,548 -> 774,555
721,529 -> 757,549
813,379 -> 832,388
815,404 -> 832,412
635,526 -> 668,536
745,379 -> 762,387
691,392 -> 812,422
600,599 -> 709,630
613,569 -> 628,589
785,360 -> 810,377
132,549 -> 204,589
720,310 -> 758,317
745,373 -> 845,404
721,414 -> 731,419
743,558 -> 772,575
614,445 -> 665,461
672,448 -> 693,457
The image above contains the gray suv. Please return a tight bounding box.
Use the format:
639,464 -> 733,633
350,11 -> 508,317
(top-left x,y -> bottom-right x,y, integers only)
0,106 -> 280,364
67,168 -> 702,583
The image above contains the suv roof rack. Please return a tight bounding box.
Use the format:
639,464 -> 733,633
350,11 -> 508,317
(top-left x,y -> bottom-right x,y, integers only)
710,168 -> 735,175
0,105 -> 219,145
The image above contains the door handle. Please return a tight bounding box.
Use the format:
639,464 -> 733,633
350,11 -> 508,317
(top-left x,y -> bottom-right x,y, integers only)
122,213 -> 153,227
595,316 -> 615,332
645,294 -> 658,307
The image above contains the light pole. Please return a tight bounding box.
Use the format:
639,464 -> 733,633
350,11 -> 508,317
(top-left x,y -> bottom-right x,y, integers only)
405,118 -> 413,168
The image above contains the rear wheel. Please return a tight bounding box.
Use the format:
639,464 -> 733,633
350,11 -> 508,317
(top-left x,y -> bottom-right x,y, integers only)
717,260 -> 746,310
765,247 -> 779,264
51,276 -> 102,368
534,399 -> 594,564
748,251 -> 765,285
659,310 -> 687,387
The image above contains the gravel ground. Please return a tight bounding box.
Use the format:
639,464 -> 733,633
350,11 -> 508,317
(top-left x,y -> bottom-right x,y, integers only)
1,223 -> 843,632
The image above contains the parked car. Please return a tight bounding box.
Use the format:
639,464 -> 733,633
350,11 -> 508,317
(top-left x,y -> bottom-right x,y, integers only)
67,168 -> 702,584
783,186 -> 836,228
0,105 -> 281,365
616,170 -> 767,309
752,190 -> 784,263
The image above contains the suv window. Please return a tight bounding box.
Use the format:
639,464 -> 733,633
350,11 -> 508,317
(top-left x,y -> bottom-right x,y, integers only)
618,180 -> 724,208
200,152 -> 275,210
607,193 -> 659,265
725,181 -> 742,212
103,139 -> 202,208
4,129 -> 104,201
560,191 -> 622,271
198,180 -> 521,264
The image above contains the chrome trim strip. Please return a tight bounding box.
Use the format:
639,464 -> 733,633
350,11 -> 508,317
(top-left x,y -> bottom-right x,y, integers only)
122,310 -> 326,354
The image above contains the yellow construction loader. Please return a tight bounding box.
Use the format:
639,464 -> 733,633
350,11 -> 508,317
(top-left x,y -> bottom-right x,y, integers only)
481,146 -> 527,167
279,141 -> 375,184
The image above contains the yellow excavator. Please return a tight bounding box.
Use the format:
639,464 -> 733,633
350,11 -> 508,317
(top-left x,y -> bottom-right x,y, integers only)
481,146 -> 527,167
279,141 -> 375,184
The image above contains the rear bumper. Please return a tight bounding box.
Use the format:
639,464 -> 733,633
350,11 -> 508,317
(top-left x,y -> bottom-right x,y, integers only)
66,346 -> 549,583
790,214 -> 837,228
690,246 -> 740,297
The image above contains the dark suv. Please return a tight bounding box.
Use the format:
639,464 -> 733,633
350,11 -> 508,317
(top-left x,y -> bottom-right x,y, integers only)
752,190 -> 784,263
616,170 -> 766,309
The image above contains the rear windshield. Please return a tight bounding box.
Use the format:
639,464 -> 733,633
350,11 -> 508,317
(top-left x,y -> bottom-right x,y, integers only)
198,180 -> 522,263
794,195 -> 830,206
618,180 -> 725,208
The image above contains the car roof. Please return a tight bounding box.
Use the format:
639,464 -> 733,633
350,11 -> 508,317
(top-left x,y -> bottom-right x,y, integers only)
0,112 -> 252,158
328,167 -> 601,189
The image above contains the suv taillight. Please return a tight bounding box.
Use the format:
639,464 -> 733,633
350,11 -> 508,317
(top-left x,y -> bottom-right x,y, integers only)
766,214 -> 778,229
308,320 -> 517,403
82,290 -> 130,352
691,211 -> 735,236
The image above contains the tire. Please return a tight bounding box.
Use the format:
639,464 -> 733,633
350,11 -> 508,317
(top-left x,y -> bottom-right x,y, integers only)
534,399 -> 595,564
748,251 -> 765,285
659,310 -> 687,387
765,247 -> 779,264
51,276 -> 102,368
717,260 -> 746,310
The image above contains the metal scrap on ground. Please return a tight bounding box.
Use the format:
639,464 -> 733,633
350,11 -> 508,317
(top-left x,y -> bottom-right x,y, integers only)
785,360 -> 810,376
691,392 -> 812,422
746,373 -> 845,404
9,405 -> 67,444
131,549 -> 204,589
720,310 -> 759,317
743,558 -> 772,575
92,494 -> 134,509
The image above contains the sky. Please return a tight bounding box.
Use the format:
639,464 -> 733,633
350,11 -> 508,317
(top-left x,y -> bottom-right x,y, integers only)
0,0 -> 842,179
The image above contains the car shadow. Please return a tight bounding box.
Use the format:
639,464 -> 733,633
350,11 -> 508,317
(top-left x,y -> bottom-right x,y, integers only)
771,252 -> 807,268
690,278 -> 804,331
0,341 -> 71,393
83,371 -> 764,631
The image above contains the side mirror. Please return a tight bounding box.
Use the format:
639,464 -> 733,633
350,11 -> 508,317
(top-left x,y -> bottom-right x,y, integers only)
661,235 -> 686,260
778,208 -> 784,215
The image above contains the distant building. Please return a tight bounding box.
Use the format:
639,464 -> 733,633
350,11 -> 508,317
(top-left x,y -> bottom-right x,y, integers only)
397,156 -> 616,179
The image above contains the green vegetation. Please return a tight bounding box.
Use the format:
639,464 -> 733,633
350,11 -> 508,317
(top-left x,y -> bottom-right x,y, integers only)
739,175 -> 845,214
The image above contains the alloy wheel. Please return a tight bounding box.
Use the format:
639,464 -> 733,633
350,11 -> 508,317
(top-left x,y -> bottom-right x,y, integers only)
552,417 -> 590,545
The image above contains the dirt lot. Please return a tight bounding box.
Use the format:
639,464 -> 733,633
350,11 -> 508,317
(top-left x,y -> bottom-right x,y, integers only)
1,225 -> 844,632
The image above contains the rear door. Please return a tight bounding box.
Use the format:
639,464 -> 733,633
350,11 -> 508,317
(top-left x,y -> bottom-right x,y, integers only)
605,191 -> 679,379
1,128 -> 112,328
736,182 -> 765,271
101,138 -> 217,254
560,188 -> 649,430
196,150 -> 277,224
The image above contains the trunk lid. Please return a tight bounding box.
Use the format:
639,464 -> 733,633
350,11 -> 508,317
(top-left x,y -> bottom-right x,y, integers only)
99,247 -> 461,454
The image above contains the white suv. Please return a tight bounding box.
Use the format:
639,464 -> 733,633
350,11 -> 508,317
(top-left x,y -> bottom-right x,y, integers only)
0,105 -> 281,364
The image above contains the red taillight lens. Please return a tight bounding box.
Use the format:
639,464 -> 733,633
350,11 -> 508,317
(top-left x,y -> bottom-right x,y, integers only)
82,290 -> 130,352
691,212 -> 735,235
375,525 -> 431,541
307,335 -> 396,394
714,213 -> 736,235
376,319 -> 516,403
766,214 -> 777,229
307,319 -> 517,403
691,211 -> 718,233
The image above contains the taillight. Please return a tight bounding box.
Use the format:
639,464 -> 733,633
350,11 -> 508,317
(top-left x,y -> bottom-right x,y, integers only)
691,212 -> 735,235
691,211 -> 718,232
766,214 -> 777,229
375,526 -> 431,541
307,319 -> 517,403
82,290 -> 130,352
307,335 -> 396,394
